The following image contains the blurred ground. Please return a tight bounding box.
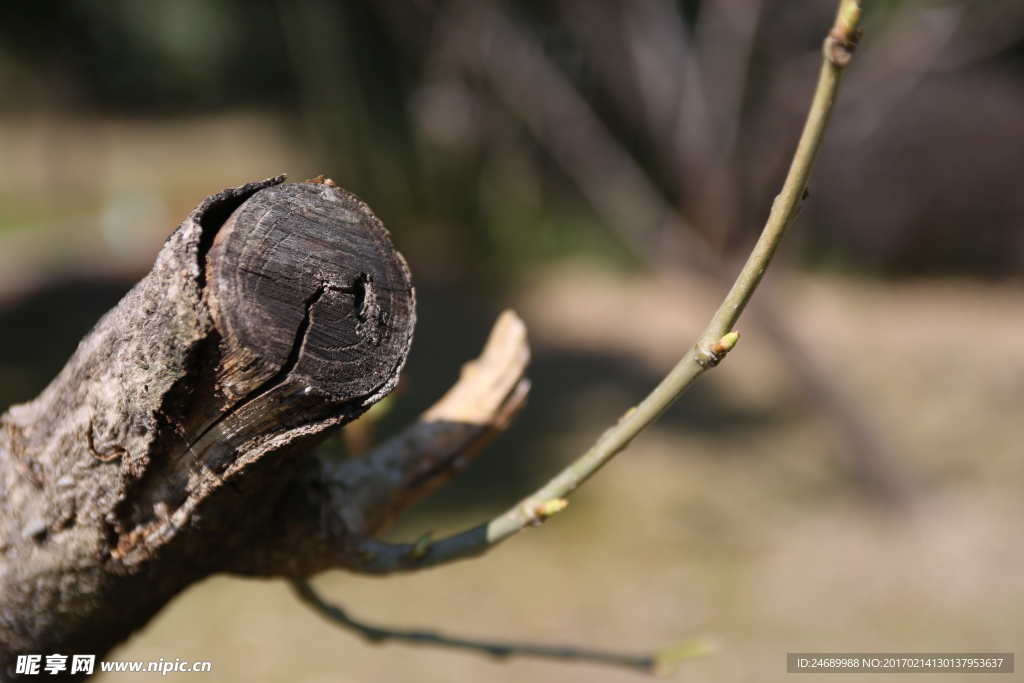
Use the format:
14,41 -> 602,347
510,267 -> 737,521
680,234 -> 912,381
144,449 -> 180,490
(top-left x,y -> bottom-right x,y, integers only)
68,263 -> 1022,683
0,113 -> 310,304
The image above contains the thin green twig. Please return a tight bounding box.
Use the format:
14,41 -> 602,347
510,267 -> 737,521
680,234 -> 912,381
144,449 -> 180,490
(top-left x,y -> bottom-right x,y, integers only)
347,0 -> 862,574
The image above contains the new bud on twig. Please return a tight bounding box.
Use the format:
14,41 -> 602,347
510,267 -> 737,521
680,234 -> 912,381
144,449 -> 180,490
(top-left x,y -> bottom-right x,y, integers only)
826,1 -> 863,67
712,331 -> 740,356
410,532 -> 434,560
532,498 -> 569,523
697,331 -> 740,368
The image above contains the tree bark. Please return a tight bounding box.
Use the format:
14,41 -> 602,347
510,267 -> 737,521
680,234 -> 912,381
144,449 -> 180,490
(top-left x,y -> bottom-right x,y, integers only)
0,177 -> 416,672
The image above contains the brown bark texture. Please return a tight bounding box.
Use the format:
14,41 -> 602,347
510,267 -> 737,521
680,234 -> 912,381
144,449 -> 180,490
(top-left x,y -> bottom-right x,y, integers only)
0,176 -> 441,673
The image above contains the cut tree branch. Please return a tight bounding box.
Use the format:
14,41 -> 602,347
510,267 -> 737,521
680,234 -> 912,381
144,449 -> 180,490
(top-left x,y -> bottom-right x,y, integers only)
0,177 -> 416,670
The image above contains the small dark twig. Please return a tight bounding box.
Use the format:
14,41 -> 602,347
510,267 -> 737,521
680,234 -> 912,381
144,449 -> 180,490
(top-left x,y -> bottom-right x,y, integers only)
290,578 -> 706,673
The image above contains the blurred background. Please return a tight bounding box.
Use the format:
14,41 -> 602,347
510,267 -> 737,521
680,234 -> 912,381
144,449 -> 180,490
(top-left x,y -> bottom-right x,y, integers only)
2,0 -> 1024,680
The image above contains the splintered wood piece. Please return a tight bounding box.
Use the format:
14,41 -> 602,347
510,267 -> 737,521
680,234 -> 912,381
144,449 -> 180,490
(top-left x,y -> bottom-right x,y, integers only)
325,310 -> 530,539
223,309 -> 532,576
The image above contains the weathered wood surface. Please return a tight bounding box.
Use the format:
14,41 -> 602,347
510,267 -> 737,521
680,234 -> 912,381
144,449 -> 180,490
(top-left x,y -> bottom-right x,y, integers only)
0,177 -> 420,671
